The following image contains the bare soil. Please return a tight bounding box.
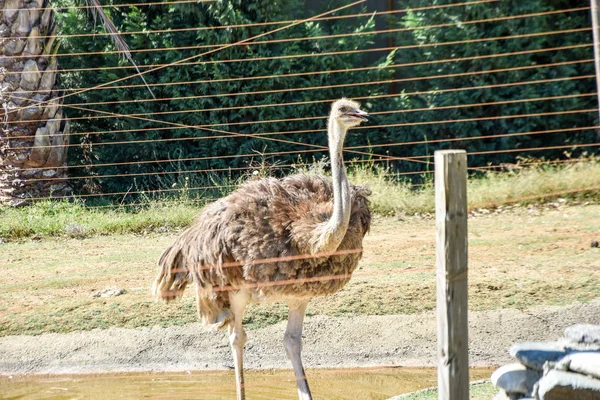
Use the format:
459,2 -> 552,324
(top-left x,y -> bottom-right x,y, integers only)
0,203 -> 599,375
1,299 -> 600,375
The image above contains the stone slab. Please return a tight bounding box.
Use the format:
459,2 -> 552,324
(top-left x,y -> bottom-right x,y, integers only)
510,342 -> 567,371
537,369 -> 600,400
491,363 -> 541,395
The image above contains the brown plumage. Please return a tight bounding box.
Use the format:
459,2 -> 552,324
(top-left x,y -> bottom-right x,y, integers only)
153,98 -> 371,400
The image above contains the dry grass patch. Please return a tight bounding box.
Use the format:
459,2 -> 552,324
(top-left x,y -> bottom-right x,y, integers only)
1,203 -> 599,336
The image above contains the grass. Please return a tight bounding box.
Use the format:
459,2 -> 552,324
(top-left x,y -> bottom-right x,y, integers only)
1,201 -> 599,336
1,158 -> 600,241
0,158 -> 599,336
0,199 -> 200,240
391,381 -> 497,400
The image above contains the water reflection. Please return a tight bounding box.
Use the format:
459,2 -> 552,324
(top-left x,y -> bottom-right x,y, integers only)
0,367 -> 492,400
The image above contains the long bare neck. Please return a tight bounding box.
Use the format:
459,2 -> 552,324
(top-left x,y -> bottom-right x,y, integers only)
309,118 -> 351,254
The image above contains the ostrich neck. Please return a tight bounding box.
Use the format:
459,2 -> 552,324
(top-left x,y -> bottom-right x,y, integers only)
310,119 -> 351,255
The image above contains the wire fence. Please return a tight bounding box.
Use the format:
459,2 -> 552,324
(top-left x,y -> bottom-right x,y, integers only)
0,0 -> 597,205
2,2 -> 600,397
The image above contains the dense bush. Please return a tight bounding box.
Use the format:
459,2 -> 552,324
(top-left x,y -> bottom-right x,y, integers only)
54,0 -> 597,201
380,0 -> 597,169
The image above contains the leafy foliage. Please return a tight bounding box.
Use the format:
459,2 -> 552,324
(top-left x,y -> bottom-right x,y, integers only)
53,0 -> 598,201
381,0 -> 597,169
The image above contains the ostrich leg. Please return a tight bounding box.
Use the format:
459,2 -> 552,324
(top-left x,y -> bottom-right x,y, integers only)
228,292 -> 249,400
284,300 -> 312,400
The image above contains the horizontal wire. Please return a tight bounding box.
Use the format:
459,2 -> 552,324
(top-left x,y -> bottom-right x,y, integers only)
7,95 -> 595,178
468,185 -> 600,210
22,183 -> 234,201
9,93 -> 597,152
469,157 -> 595,171
6,78 -> 594,186
67,101 -> 425,166
20,153 -> 415,184
404,158 -> 596,187
8,104 -> 591,178
2,43 -> 395,76
6,26 -> 591,78
341,137 -> 600,164
55,72 -> 590,128
348,108 -> 599,137
82,197 -> 219,209
3,6 -> 590,60
7,61 -> 429,169
7,0 -> 366,117
46,57 -> 594,109
34,0 -> 500,40
16,124 -> 598,193
407,141 -> 600,161
31,152 -> 599,204
4,0 -> 214,12
371,156 -> 599,182
9,77 -> 595,158
160,247 -> 434,282
15,159 -> 410,202
18,78 -> 592,144
23,123 -> 598,185
5,145 -> 364,174
8,58 -> 593,127
42,43 -> 593,94
348,125 -> 600,151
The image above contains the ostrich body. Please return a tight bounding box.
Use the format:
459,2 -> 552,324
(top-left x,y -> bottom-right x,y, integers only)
153,99 -> 371,400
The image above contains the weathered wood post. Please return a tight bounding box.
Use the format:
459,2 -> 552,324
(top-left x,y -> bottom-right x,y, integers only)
435,150 -> 469,400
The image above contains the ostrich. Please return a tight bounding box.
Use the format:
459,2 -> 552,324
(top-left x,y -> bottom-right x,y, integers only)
152,98 -> 371,400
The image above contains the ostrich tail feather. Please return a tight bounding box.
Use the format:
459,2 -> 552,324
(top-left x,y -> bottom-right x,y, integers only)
152,242 -> 191,302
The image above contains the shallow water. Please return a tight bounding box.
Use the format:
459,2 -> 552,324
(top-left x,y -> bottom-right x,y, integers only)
0,367 -> 493,400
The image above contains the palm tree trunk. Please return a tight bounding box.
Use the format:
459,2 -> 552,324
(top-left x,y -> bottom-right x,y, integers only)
0,0 -> 70,206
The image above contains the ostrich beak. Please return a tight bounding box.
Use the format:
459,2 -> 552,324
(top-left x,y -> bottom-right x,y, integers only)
348,109 -> 369,122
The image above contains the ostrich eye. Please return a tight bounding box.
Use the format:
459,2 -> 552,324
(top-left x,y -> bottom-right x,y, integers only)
339,106 -> 350,113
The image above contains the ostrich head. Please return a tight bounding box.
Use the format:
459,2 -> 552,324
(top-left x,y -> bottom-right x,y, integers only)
330,98 -> 369,128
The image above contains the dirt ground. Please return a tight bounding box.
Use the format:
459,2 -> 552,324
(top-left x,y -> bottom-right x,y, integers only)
1,203 -> 599,375
1,299 -> 600,375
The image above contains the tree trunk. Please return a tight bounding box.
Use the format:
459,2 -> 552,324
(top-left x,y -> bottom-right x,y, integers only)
0,0 -> 70,206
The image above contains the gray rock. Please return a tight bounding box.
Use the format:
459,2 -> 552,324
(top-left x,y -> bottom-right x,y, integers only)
565,325 -> 600,346
538,369 -> 600,400
492,390 -> 525,400
510,342 -> 568,371
91,287 -> 126,298
492,363 -> 542,395
555,352 -> 600,379
492,391 -> 511,400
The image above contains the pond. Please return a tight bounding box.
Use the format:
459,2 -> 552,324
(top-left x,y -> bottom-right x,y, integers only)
0,367 -> 493,400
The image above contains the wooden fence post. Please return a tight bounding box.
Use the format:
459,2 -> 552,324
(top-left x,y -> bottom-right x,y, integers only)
435,150 -> 469,400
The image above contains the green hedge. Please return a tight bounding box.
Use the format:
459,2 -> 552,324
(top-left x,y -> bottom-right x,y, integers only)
54,0 -> 597,202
